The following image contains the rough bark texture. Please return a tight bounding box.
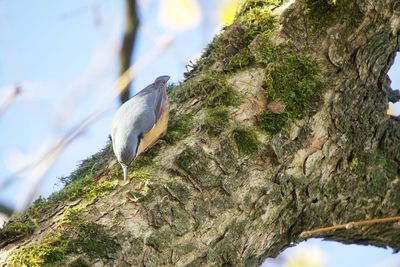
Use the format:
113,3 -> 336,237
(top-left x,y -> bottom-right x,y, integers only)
1,0 -> 400,266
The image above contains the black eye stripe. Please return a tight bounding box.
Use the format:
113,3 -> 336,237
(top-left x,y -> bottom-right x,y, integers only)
134,133 -> 144,156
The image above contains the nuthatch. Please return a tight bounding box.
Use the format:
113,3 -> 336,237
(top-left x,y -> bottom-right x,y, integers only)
111,75 -> 170,181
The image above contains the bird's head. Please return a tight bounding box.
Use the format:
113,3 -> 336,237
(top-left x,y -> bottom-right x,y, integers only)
117,132 -> 142,181
118,132 -> 142,166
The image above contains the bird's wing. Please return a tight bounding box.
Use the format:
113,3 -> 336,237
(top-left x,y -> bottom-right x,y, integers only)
136,77 -> 169,121
137,104 -> 169,155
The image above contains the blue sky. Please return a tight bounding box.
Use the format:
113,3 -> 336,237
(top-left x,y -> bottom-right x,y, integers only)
0,1 -> 399,266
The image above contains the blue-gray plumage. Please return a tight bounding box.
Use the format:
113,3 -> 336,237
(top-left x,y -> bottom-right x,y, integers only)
111,75 -> 170,181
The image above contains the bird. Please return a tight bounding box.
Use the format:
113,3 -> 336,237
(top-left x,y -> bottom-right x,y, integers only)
111,75 -> 170,181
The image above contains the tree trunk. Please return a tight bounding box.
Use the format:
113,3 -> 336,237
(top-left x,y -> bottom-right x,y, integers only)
1,0 -> 400,266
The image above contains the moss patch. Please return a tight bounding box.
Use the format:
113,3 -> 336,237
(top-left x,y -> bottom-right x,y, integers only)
171,71 -> 232,104
0,215 -> 37,243
1,165 -> 118,245
232,128 -> 260,156
180,0 -> 320,136
196,3 -> 277,73
258,111 -> 288,134
225,48 -> 255,71
206,84 -> 240,107
8,234 -> 67,267
59,141 -> 112,185
9,207 -> 119,266
204,106 -> 230,136
85,181 -> 115,201
0,196 -> 54,243
52,175 -> 116,203
164,112 -> 192,144
264,55 -> 319,116
303,0 -> 363,35
258,54 -> 320,134
234,1 -> 277,40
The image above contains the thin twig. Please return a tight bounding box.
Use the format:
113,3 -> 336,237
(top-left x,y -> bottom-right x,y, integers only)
300,216 -> 400,238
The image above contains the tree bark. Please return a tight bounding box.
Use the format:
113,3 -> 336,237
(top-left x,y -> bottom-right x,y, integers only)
1,0 -> 400,266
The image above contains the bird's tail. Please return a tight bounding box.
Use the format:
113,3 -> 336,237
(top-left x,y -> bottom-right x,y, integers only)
122,164 -> 129,181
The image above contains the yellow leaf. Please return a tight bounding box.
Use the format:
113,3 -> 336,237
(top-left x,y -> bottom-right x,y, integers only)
218,0 -> 242,26
158,0 -> 202,31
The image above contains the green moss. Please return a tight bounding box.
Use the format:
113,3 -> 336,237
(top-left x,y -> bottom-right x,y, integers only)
85,181 -> 116,201
131,147 -> 160,169
1,141 -> 117,244
48,175 -> 114,204
164,112 -> 192,143
0,215 -> 37,241
8,234 -> 67,267
265,55 -> 319,116
174,243 -> 195,258
225,49 -> 255,71
204,106 -> 230,136
62,206 -> 85,224
186,1 -> 278,75
172,72 -> 230,103
234,2 -> 277,40
3,175 -> 116,243
169,204 -> 191,236
304,0 -> 363,35
59,141 -> 112,186
206,85 -> 240,107
53,175 -> 94,202
250,33 -> 283,64
257,111 -> 288,134
239,0 -> 284,14
258,54 -> 319,134
64,220 -> 118,259
232,128 -> 260,156
9,206 -> 119,266
0,196 -> 57,243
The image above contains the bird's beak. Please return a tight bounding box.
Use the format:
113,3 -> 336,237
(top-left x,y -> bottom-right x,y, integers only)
121,164 -> 129,181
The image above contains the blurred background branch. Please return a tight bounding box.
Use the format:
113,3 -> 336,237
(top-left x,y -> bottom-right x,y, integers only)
119,0 -> 139,104
0,203 -> 12,217
0,86 -> 20,118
